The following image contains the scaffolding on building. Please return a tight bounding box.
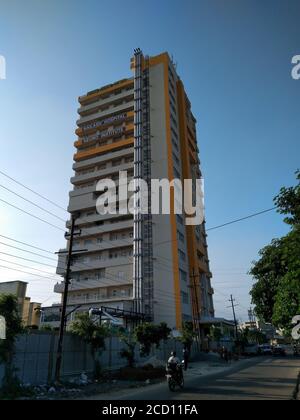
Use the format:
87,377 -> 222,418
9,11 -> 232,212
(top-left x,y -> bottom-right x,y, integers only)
132,49 -> 154,320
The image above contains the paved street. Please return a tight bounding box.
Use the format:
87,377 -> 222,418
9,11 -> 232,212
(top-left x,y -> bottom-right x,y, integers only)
93,356 -> 300,401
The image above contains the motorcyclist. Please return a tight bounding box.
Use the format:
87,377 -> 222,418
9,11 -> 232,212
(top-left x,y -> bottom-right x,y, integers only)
168,351 -> 180,366
167,351 -> 183,382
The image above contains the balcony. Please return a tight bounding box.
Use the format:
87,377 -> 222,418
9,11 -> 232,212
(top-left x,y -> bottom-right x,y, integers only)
78,79 -> 133,106
75,111 -> 134,137
74,138 -> 134,163
67,293 -> 133,306
73,146 -> 134,171
77,103 -> 134,126
73,215 -> 133,233
78,90 -> 134,116
70,257 -> 133,273
71,162 -> 133,186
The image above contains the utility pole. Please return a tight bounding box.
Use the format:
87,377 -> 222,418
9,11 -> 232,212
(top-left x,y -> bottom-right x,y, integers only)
189,269 -> 202,349
55,215 -> 78,383
228,295 -> 239,339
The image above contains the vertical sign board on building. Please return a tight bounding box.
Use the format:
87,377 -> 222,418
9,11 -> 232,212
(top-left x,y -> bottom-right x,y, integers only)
0,316 -> 6,340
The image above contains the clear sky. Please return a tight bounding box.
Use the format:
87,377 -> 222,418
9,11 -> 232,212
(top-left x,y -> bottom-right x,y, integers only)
0,0 -> 299,322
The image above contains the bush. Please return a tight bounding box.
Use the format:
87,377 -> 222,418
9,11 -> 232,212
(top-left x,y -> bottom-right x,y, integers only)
134,323 -> 171,357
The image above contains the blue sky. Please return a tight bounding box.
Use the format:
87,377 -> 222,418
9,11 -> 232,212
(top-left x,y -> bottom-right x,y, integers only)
0,0 -> 299,321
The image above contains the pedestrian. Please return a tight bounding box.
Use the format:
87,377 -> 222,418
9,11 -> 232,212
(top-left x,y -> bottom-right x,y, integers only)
223,347 -> 229,364
183,347 -> 189,371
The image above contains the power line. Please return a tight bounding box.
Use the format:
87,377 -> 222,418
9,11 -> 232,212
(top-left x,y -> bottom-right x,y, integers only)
0,234 -> 55,255
0,257 -> 60,277
0,184 -> 66,222
0,241 -> 58,262
0,198 -> 65,232
0,251 -> 59,269
0,169 -> 68,213
207,207 -> 276,232
0,264 -> 60,281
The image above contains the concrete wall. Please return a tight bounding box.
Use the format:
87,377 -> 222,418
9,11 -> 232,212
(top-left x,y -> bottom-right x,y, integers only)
0,331 -> 196,386
150,61 -> 177,329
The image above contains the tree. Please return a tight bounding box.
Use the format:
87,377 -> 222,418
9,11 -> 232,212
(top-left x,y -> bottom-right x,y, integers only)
249,238 -> 286,323
272,271 -> 300,333
240,327 -> 267,345
70,313 -> 109,378
179,322 -> 196,351
134,323 -> 171,357
0,294 -> 24,393
250,170 -> 300,332
209,326 -> 222,343
274,169 -> 300,226
119,331 -> 137,368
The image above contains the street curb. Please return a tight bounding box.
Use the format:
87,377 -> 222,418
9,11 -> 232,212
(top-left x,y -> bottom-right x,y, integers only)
292,372 -> 300,400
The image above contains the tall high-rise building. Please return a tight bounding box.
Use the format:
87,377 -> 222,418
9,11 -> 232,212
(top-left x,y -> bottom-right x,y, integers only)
55,50 -> 214,331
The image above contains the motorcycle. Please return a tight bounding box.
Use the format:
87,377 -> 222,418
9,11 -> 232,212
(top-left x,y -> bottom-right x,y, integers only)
166,361 -> 185,392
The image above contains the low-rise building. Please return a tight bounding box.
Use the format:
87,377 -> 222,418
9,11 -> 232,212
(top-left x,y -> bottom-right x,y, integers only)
0,281 -> 41,328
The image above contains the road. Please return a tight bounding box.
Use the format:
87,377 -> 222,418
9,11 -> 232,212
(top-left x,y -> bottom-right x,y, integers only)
94,356 -> 300,401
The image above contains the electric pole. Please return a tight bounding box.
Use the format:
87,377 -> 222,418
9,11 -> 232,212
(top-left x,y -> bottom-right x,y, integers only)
189,269 -> 202,349
229,295 -> 239,339
55,215 -> 78,383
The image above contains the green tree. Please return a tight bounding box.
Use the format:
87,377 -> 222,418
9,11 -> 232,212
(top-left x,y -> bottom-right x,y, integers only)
274,169 -> 300,226
134,322 -> 171,357
209,326 -> 222,343
70,313 -> 109,378
249,238 -> 286,323
0,294 -> 24,394
178,322 -> 196,351
118,331 -> 137,368
250,170 -> 300,331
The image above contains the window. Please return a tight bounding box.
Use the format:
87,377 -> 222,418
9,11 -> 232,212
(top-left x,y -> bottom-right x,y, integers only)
181,291 -> 189,304
172,139 -> 179,152
177,214 -> 184,225
173,153 -> 180,166
177,230 -> 185,243
97,163 -> 106,170
118,272 -> 125,280
174,168 -> 181,179
94,269 -> 105,279
179,250 -> 186,262
112,159 -> 122,167
180,270 -> 187,283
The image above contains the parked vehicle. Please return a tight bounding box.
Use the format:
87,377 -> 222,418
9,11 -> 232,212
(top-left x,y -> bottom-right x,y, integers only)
272,345 -> 286,357
258,344 -> 272,356
244,343 -> 259,356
